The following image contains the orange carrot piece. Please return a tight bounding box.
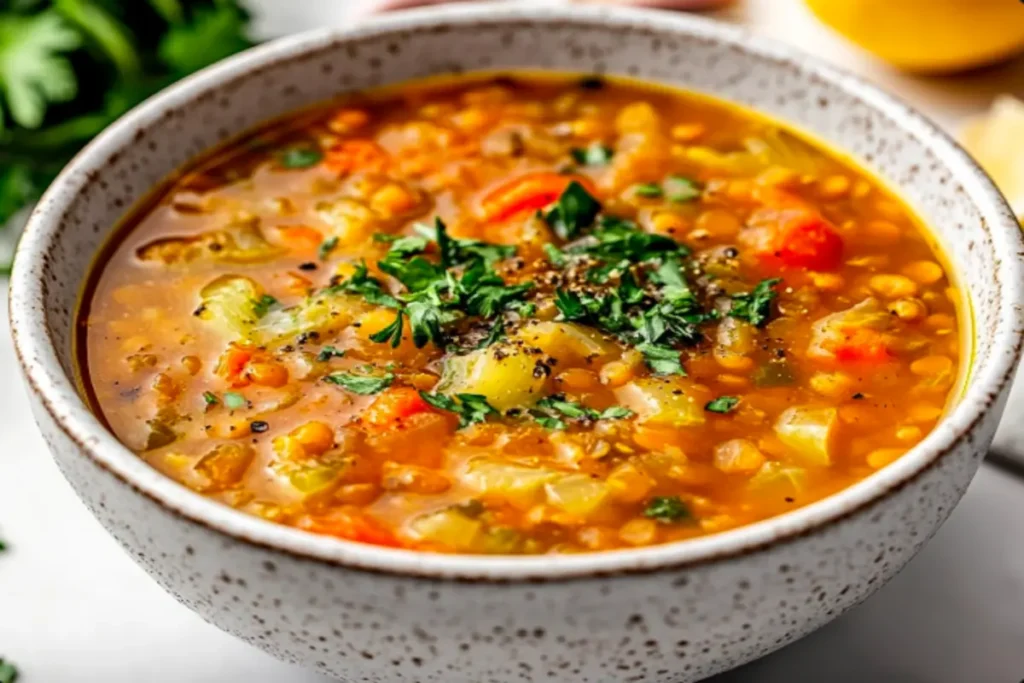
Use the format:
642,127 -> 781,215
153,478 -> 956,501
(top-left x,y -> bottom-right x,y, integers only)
481,172 -> 596,222
323,140 -> 390,175
215,344 -> 255,387
295,509 -> 402,548
362,387 -> 434,432
277,225 -> 323,252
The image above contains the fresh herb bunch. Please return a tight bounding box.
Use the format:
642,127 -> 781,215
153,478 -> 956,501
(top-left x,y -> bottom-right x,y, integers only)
0,0 -> 253,234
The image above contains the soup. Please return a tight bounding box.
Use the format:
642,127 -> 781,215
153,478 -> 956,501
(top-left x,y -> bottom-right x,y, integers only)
80,73 -> 962,554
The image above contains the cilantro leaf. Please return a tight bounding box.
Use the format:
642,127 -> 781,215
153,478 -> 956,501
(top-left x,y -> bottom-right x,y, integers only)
419,392 -> 498,429
730,278 -> 781,328
324,370 -> 394,395
644,495 -> 691,523
637,343 -> 686,376
570,143 -> 613,167
0,11 -> 81,129
278,145 -> 322,169
705,396 -> 740,413
544,180 -> 601,240
316,345 -> 345,362
664,175 -> 701,203
368,310 -> 405,348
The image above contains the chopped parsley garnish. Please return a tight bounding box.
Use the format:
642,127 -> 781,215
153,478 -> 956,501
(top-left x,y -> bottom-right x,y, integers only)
419,392 -> 498,429
324,370 -> 395,395
223,391 -> 247,410
644,495 -> 691,523
250,420 -> 269,433
570,143 -> 614,167
633,182 -> 664,198
0,539 -> 6,552
730,278 -> 781,328
202,391 -> 219,406
318,236 -> 339,261
0,658 -> 17,683
543,242 -> 567,267
543,180 -> 601,240
368,311 -> 406,348
316,345 -> 345,362
637,343 -> 686,376
705,396 -> 740,413
330,261 -> 403,309
664,175 -> 701,203
251,294 -> 277,318
533,396 -> 634,427
278,145 -> 322,169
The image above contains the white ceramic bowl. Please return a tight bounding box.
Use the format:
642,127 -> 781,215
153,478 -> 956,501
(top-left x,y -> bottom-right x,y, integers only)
10,5 -> 1024,682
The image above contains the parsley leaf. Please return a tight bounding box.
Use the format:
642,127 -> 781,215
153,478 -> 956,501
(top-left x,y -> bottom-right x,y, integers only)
534,396 -> 634,426
223,391 -> 247,410
465,280 -> 533,319
705,396 -> 740,413
318,236 -> 338,261
157,5 -> 252,76
637,343 -> 686,376
730,278 -> 781,327
544,180 -> 601,240
543,242 -> 567,267
368,310 -> 405,348
554,289 -> 588,322
664,175 -> 701,203
644,496 -> 691,523
251,294 -> 277,318
324,370 -> 394,395
278,145 -> 322,169
570,143 -> 613,166
531,413 -> 567,430
202,391 -> 219,406
0,658 -> 18,683
316,345 -> 345,362
330,261 -> 402,309
419,392 -> 498,429
633,182 -> 663,198
0,11 -> 80,130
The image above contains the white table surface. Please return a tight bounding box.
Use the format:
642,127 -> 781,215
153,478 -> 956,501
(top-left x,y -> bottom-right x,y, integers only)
3,1 -> 1024,681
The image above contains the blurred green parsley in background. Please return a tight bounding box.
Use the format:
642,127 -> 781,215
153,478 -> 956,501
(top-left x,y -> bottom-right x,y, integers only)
0,0 -> 254,263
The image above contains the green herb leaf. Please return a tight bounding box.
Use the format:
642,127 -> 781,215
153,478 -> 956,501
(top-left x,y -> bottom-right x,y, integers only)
368,310 -> 405,348
637,343 -> 686,376
223,391 -> 247,410
534,396 -> 634,424
543,242 -> 567,267
664,175 -> 701,203
0,657 -> 18,683
730,278 -> 781,328
329,261 -> 402,309
324,370 -> 394,395
644,495 -> 691,523
554,289 -> 587,321
531,413 -> 567,430
0,11 -> 81,130
544,180 -> 601,240
316,345 -> 345,362
318,236 -> 339,261
705,396 -> 740,413
202,391 -> 219,406
570,143 -> 613,167
251,294 -> 278,318
633,182 -> 664,199
419,392 -> 498,429
599,406 -> 635,420
157,5 -> 252,76
278,145 -> 322,169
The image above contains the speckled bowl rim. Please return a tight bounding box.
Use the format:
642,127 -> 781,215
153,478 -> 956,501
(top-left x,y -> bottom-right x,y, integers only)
10,4 -> 1024,582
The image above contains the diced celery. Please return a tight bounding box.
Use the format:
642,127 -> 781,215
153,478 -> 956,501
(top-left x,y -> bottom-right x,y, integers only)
198,275 -> 262,340
774,406 -> 838,466
615,377 -> 708,427
545,474 -> 609,518
410,508 -> 483,550
462,459 -> 561,507
437,346 -> 548,412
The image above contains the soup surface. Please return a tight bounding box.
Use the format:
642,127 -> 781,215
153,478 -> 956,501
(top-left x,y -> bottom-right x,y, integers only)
81,73 -> 962,554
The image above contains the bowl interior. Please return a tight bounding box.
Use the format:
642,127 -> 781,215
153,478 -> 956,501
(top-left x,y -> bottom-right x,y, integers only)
12,4 -> 1023,577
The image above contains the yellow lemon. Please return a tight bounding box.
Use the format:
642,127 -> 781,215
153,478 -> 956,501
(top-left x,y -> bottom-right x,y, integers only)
960,96 -> 1024,219
805,0 -> 1024,73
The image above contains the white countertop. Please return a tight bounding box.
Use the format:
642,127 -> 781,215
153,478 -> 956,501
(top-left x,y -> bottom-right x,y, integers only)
2,1 -> 1024,680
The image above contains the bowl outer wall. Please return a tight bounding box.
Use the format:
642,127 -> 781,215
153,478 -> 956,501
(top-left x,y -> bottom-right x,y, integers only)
8,4 -> 1024,682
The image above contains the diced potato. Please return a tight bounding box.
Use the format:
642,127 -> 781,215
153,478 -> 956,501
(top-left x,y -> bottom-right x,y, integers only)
544,474 -> 609,518
462,459 -> 561,507
287,464 -> 342,495
194,443 -> 254,492
748,461 -> 808,493
316,198 -> 379,247
198,275 -> 262,340
514,322 -> 619,365
437,346 -> 549,412
774,406 -> 838,466
713,439 -> 766,474
410,508 -> 483,550
615,377 -> 710,427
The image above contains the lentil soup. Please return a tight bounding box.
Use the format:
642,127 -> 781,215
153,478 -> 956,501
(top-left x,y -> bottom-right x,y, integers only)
79,73 -> 963,555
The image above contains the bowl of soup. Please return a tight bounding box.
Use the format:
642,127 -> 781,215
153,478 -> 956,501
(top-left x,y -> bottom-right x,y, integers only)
10,4 -> 1023,682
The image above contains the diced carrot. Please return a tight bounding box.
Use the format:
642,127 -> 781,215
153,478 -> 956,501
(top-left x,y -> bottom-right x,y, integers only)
323,140 -> 390,175
481,172 -> 597,222
362,387 -> 434,431
776,213 -> 844,271
294,508 -> 402,548
277,225 -> 323,252
215,344 -> 255,387
833,328 -> 892,364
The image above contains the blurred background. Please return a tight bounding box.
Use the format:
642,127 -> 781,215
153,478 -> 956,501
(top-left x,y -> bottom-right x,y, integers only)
0,1 -> 1022,681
